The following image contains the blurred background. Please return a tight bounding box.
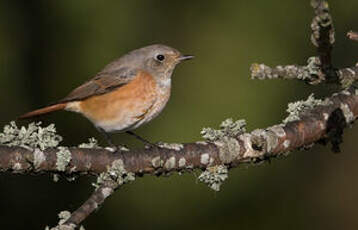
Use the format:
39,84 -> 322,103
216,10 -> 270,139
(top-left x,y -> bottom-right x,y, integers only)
1,0 -> 358,229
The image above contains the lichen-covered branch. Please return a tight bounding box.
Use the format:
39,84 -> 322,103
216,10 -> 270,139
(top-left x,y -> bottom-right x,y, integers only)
45,160 -> 134,230
1,0 -> 357,229
310,0 -> 335,71
1,86 -> 358,228
62,183 -> 118,228
250,57 -> 324,85
1,88 -> 357,177
338,66 -> 358,88
251,62 -> 358,88
347,31 -> 358,41
252,0 -> 352,85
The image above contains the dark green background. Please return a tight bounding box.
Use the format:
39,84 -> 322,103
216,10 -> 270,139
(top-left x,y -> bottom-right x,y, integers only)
1,1 -> 358,229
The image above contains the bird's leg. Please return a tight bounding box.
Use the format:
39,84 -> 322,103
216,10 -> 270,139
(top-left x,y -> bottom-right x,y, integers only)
126,131 -> 158,148
97,128 -> 128,154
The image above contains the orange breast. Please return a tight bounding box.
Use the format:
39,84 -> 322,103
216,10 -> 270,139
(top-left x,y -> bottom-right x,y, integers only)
78,71 -> 158,130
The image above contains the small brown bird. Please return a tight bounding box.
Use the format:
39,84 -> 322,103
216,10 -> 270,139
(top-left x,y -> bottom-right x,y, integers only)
19,44 -> 194,148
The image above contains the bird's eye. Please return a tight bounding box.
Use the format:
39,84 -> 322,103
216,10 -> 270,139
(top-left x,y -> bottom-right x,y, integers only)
156,54 -> 165,62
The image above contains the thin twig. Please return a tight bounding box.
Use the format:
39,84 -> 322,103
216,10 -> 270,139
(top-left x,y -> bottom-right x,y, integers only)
310,0 -> 335,72
64,182 -> 118,227
253,0 -> 341,85
347,31 -> 358,41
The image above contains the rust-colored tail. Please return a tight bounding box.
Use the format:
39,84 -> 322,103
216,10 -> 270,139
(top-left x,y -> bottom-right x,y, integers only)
18,103 -> 67,119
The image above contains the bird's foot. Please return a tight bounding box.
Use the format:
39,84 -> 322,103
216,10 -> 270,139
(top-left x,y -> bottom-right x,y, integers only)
105,144 -> 130,155
126,131 -> 161,149
143,142 -> 161,149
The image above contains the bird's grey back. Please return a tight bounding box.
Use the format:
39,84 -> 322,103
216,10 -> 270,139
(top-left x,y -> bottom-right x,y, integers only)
57,44 -> 179,103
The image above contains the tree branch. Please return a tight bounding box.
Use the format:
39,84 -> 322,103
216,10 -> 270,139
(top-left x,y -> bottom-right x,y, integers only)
1,87 -> 358,178
64,183 -> 118,227
251,62 -> 358,87
347,31 -> 358,41
252,0 -> 358,87
310,0 -> 335,74
1,86 -> 358,228
1,0 -> 357,229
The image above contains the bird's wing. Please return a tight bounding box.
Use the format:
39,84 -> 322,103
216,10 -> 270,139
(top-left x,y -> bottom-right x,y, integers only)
58,67 -> 138,103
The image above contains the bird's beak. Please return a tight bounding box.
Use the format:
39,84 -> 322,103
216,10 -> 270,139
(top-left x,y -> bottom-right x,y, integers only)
178,55 -> 195,62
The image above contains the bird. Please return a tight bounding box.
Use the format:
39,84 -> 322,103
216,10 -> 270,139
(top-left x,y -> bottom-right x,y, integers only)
19,44 -> 194,150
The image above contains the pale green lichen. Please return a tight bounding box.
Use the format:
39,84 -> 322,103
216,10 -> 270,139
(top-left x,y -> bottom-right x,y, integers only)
93,159 -> 135,188
198,165 -> 229,191
201,119 -> 244,164
195,141 -> 208,145
220,118 -> 246,136
13,162 -> 22,170
201,118 -> 246,141
200,153 -> 214,166
341,90 -> 351,96
157,142 -> 184,151
164,156 -> 176,169
0,121 -> 62,150
283,140 -> 291,148
178,157 -> 186,168
57,211 -> 71,225
53,174 -> 60,183
151,156 -> 164,168
101,187 -> 113,199
340,67 -> 358,88
56,147 -> 72,171
215,136 -> 241,164
186,164 -> 194,169
305,57 -> 324,84
251,57 -> 323,83
283,94 -> 332,123
201,127 -> 223,141
200,153 -> 210,165
254,125 -> 285,153
45,210 -> 85,230
33,148 -> 46,169
340,103 -> 355,123
78,137 -> 100,148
